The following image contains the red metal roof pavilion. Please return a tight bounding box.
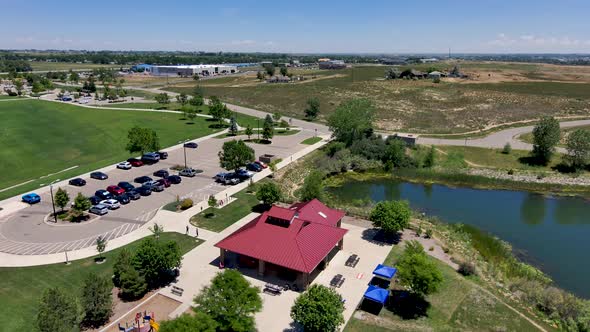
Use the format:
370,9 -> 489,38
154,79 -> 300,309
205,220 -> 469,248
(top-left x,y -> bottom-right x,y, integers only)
215,199 -> 348,274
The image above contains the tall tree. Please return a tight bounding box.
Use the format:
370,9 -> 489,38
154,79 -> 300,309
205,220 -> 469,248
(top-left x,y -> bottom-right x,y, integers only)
125,126 -> 160,155
531,116 -> 560,165
218,140 -> 255,172
397,241 -> 443,297
229,116 -> 239,136
299,171 -> 324,201
245,125 -> 253,140
187,109 -> 197,123
564,129 -> 590,170
256,182 -> 282,206
36,287 -> 82,332
209,99 -> 231,126
96,236 -> 107,260
305,97 -> 320,120
193,269 -> 262,332
154,92 -> 170,105
69,71 -> 80,83
280,66 -> 288,76
71,193 -> 91,218
262,114 -> 274,141
113,248 -> 133,287
176,93 -> 188,105
291,284 -> 345,332
119,267 -> 147,300
328,99 -> 375,146
81,273 -> 113,328
369,200 -> 412,235
190,95 -> 204,108
133,237 -> 182,289
54,187 -> 69,212
264,64 -> 275,76
159,312 -> 217,332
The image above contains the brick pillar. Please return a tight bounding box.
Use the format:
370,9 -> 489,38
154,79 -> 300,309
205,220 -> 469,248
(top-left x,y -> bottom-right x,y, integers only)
220,248 -> 225,264
258,260 -> 265,277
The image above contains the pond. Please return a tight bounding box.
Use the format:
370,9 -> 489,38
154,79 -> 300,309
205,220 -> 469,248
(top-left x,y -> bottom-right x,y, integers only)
327,177 -> 590,298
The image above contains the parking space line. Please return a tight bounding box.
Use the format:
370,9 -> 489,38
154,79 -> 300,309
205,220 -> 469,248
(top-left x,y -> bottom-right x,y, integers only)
20,242 -> 54,255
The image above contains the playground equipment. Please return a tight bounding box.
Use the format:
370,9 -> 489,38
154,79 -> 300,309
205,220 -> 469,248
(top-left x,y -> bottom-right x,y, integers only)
118,311 -> 159,332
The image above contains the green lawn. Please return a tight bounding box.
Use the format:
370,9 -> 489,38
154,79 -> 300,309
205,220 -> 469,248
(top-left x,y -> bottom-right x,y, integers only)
0,233 -> 202,332
0,95 -> 23,99
344,244 -> 545,332
301,136 -> 322,145
214,129 -> 301,139
190,189 -> 261,232
28,62 -> 119,71
0,99 -> 223,199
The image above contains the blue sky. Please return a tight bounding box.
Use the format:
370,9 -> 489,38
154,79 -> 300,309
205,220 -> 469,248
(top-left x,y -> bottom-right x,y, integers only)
3,0 -> 590,53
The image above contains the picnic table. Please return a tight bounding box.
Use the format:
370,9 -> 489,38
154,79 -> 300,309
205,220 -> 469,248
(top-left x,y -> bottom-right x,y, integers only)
264,283 -> 282,295
345,254 -> 360,267
171,285 -> 184,296
330,274 -> 346,288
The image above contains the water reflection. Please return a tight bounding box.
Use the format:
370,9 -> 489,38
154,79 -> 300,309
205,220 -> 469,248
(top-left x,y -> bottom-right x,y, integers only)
520,193 -> 546,226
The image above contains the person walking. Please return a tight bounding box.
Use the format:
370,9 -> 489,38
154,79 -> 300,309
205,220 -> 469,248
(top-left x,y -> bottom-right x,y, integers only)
186,225 -> 189,235
195,227 -> 199,238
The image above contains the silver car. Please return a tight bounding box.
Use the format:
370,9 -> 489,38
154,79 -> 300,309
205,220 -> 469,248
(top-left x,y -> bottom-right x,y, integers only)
100,199 -> 121,210
89,204 -> 109,215
145,181 -> 165,192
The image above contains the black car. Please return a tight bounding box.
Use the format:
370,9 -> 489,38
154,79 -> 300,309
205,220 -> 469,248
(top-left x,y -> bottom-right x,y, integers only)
157,151 -> 168,159
90,171 -> 108,180
183,142 -> 198,149
68,178 -> 86,186
115,193 -> 130,205
153,169 -> 169,178
246,163 -> 263,172
126,189 -> 141,200
94,190 -> 112,200
134,176 -> 153,184
168,175 -> 182,184
136,186 -> 152,196
117,181 -> 135,192
89,195 -> 101,205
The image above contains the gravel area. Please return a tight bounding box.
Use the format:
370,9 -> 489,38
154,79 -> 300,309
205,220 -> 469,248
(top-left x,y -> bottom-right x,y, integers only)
467,168 -> 590,186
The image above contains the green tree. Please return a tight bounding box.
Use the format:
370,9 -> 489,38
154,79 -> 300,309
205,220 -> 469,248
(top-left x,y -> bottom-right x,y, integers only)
113,248 -> 133,287
397,241 -> 443,297
218,140 -> 255,172
564,129 -> 590,170
81,273 -> 113,328
256,182 -> 282,206
176,93 -> 188,105
119,267 -> 147,300
280,66 -> 288,76
208,195 -> 218,209
159,312 -> 217,332
502,142 -> 512,154
154,92 -> 170,105
209,99 -> 231,126
69,71 -> 80,83
96,236 -> 107,260
384,138 -> 411,169
290,284 -> 345,332
54,187 -> 69,212
71,193 -> 91,216
245,125 -> 253,140
187,109 -> 197,123
149,223 -> 164,239
369,200 -> 411,235
14,79 -> 24,95
256,71 -> 265,80
190,95 -> 204,108
36,287 -> 82,332
193,269 -> 262,332
305,97 -> 321,120
125,126 -> 160,155
423,146 -> 436,168
299,170 -> 324,201
272,112 -> 282,123
133,237 -> 182,288
531,116 -> 561,165
264,64 -> 275,76
328,99 -> 375,146
262,114 -> 274,141
229,116 -> 239,136
193,74 -> 200,81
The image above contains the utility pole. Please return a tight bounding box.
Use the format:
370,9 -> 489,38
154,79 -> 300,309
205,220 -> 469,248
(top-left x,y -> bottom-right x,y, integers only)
48,179 -> 60,223
257,119 -> 260,140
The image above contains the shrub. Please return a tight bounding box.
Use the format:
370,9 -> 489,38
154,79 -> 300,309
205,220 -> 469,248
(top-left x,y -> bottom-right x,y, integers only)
502,143 -> 512,154
458,261 -> 477,276
180,198 -> 193,210
425,228 -> 433,238
507,169 -> 514,175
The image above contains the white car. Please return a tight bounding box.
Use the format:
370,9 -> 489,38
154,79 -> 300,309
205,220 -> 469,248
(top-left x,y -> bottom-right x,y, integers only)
117,161 -> 132,170
100,199 -> 120,210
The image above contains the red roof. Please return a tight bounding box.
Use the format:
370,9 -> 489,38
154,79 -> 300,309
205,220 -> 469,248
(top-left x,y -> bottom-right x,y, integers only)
290,199 -> 346,227
215,201 -> 347,273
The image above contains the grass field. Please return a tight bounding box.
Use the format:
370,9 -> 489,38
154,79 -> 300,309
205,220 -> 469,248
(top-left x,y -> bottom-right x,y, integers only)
344,244 -> 545,332
28,61 -> 120,71
0,99 -> 223,200
301,136 -> 323,145
190,188 -> 261,232
0,232 -> 202,332
166,63 -> 590,134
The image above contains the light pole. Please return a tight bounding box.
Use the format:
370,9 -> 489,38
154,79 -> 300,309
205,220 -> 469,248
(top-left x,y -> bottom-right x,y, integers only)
257,118 -> 260,140
45,179 -> 60,223
178,139 -> 189,169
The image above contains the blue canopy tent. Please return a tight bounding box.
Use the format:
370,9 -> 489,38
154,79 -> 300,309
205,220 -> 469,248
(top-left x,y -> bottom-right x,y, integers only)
363,285 -> 389,305
373,264 -> 397,280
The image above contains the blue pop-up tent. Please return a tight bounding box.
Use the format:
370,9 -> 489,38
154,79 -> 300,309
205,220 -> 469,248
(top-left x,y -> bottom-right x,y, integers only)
363,285 -> 389,305
373,264 -> 397,280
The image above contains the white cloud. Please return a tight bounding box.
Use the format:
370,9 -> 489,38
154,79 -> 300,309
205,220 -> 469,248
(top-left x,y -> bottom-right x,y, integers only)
486,33 -> 590,51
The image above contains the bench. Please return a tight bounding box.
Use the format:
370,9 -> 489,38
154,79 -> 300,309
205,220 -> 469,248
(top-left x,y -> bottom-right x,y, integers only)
171,285 -> 184,296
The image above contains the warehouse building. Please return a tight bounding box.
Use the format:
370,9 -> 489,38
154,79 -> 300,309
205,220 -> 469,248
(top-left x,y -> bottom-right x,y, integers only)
150,64 -> 238,77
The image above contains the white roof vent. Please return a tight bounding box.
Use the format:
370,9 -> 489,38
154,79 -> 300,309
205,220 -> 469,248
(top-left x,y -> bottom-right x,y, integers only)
318,211 -> 327,219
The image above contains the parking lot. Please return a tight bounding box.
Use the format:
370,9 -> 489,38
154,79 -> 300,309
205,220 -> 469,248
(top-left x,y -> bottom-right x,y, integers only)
0,130 -> 318,255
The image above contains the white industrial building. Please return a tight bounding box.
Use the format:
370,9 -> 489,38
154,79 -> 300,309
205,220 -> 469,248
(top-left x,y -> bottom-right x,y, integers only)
151,64 -> 238,77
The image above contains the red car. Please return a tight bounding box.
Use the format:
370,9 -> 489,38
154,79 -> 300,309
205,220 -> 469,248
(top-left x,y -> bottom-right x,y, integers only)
127,158 -> 143,167
254,160 -> 268,169
156,178 -> 171,188
106,185 -> 125,196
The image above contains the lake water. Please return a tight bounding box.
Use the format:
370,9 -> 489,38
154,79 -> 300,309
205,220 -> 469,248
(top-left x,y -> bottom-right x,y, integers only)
327,178 -> 590,298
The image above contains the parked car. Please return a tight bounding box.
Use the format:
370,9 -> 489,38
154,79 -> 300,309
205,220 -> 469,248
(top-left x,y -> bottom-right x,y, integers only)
116,161 -> 132,170
216,172 -> 240,185
254,160 -> 268,169
117,181 -> 135,192
68,178 -> 86,186
153,169 -> 169,178
157,151 -> 168,159
246,162 -> 263,172
236,169 -> 254,180
126,189 -> 141,200
144,180 -> 165,192
22,193 -> 41,204
89,204 -> 109,215
135,186 -> 152,196
115,193 -> 130,205
156,178 -> 171,188
183,142 -> 198,149
127,158 -> 143,167
179,168 -> 198,177
95,190 -> 113,200
167,175 -> 182,184
100,199 -> 120,210
134,176 -> 153,184
89,196 -> 101,205
90,171 -> 108,180
141,152 -> 160,164
106,185 -> 125,196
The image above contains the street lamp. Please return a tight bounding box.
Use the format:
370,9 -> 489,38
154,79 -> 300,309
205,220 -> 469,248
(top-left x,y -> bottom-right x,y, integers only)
42,178 -> 61,223
178,139 -> 190,169
257,118 -> 260,140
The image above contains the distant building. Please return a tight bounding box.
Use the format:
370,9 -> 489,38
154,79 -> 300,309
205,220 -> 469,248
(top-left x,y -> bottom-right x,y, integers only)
420,58 -> 439,63
319,59 -> 346,69
266,75 -> 291,83
150,64 -> 238,77
399,69 -> 427,79
428,71 -> 445,79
